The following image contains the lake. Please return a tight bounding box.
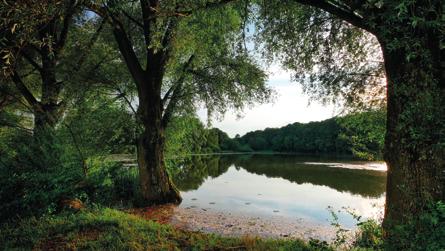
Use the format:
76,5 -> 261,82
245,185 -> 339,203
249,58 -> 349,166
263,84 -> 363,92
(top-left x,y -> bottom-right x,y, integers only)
166,154 -> 386,240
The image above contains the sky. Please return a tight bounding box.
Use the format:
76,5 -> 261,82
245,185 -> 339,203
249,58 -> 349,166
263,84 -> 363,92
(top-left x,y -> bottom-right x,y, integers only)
197,65 -> 339,137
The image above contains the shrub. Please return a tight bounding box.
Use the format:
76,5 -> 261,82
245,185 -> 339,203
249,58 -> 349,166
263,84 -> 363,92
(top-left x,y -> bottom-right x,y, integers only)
353,219 -> 384,250
0,128 -> 84,222
349,201 -> 445,250
85,158 -> 139,207
385,201 -> 445,251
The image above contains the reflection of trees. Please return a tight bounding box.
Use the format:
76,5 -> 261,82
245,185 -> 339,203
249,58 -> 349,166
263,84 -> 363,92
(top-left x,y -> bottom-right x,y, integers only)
172,155 -> 231,191
231,154 -> 386,198
172,154 -> 386,198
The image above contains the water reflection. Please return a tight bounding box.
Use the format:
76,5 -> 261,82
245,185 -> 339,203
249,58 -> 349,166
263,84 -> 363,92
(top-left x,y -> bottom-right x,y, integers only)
173,154 -> 386,198
171,154 -> 386,228
172,156 -> 232,191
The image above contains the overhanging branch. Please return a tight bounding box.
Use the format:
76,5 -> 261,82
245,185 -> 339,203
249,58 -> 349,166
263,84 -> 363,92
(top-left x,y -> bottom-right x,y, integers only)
293,0 -> 371,33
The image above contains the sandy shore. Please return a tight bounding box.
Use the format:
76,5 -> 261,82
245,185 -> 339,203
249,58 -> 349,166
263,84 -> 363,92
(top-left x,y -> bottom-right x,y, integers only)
129,204 -> 349,242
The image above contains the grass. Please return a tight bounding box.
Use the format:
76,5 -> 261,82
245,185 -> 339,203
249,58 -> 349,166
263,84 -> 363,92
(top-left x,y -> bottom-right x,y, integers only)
0,208 -> 332,251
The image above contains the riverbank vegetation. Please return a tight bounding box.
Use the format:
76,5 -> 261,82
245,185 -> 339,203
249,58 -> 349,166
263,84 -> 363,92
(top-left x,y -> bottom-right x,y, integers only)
218,109 -> 386,160
1,0 -> 443,250
1,208 -> 325,251
163,109 -> 386,161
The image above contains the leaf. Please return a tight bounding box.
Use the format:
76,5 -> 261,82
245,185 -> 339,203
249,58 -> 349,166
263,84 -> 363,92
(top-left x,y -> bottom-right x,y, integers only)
11,23 -> 18,34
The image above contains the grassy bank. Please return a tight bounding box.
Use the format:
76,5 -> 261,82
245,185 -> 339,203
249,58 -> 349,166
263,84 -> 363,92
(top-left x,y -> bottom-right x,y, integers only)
0,208 -> 332,251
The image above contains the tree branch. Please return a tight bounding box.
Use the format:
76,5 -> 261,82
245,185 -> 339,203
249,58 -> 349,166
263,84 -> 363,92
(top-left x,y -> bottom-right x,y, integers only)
293,0 -> 371,33
159,18 -> 178,67
55,0 -> 77,53
74,16 -> 108,71
161,82 -> 182,129
108,11 -> 145,83
116,88 -> 137,115
10,70 -> 41,111
140,0 -> 156,54
162,54 -> 195,105
161,55 -> 194,128
122,10 -> 144,28
21,50 -> 43,73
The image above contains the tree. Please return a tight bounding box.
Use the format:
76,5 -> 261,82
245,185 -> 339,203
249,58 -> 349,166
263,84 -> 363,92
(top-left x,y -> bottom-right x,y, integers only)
1,1 -> 76,134
0,0 -> 119,176
86,0 -> 271,205
337,109 -> 386,160
255,0 -> 444,239
0,0 -> 112,143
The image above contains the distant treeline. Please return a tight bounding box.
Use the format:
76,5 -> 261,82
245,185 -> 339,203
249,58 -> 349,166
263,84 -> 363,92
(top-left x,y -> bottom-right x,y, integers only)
167,109 -> 386,160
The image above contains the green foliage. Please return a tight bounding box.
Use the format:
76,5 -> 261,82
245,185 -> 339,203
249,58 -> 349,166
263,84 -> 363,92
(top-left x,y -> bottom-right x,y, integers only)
164,115 -> 253,163
0,208 -> 332,251
171,155 -> 232,191
328,201 -> 445,250
0,128 -> 84,222
353,219 -> 384,250
336,110 -> 386,160
165,116 -> 215,159
254,0 -> 385,109
59,93 -> 137,158
0,1 -> 71,74
327,206 -> 350,248
386,201 -> 445,251
84,158 -> 139,207
0,107 -> 137,221
228,110 -> 385,160
211,128 -> 253,152
236,118 -> 342,154
168,1 -> 273,118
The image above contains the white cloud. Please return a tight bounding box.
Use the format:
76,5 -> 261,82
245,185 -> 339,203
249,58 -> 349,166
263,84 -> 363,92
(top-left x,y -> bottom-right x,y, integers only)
198,65 -> 338,137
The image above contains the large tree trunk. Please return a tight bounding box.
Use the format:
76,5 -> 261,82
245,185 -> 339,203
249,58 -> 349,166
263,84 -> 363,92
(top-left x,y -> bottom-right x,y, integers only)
379,31 -> 444,237
136,78 -> 181,205
30,43 -> 64,169
34,44 -> 62,136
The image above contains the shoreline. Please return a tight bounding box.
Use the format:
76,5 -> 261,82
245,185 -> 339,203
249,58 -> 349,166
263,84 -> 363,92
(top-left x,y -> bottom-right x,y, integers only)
129,204 -> 355,242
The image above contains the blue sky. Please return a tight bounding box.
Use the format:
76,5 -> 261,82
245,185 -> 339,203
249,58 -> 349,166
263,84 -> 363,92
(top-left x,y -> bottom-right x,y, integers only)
197,64 -> 338,137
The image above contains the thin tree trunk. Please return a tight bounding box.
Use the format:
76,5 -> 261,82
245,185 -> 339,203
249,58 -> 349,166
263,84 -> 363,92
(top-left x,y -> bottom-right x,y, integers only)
379,35 -> 445,236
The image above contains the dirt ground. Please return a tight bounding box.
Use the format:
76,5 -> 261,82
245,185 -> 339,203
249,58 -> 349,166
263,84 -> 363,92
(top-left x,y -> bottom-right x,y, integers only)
129,204 -> 348,242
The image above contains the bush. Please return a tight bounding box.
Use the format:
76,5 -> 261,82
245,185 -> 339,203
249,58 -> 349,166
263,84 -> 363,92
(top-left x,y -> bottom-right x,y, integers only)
353,219 -> 384,250
0,123 -> 144,223
85,158 -> 139,206
349,201 -> 445,250
386,201 -> 445,251
0,128 -> 84,222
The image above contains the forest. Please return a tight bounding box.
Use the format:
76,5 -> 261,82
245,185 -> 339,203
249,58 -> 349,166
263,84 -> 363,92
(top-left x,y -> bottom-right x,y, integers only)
0,0 -> 443,250
218,109 -> 386,160
164,108 -> 386,160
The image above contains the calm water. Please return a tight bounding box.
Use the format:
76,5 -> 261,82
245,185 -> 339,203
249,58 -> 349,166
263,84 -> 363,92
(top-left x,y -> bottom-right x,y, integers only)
172,154 -> 386,229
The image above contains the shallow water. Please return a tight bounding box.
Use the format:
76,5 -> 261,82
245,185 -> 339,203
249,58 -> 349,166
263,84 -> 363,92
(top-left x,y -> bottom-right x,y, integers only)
173,154 -> 386,232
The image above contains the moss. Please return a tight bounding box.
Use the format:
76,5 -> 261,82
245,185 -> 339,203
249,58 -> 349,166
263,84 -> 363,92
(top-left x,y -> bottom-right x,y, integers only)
0,208 -> 331,251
